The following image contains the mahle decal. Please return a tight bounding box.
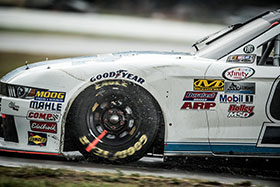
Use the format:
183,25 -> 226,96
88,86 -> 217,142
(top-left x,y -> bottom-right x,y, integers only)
194,79 -> 224,91
90,70 -> 145,84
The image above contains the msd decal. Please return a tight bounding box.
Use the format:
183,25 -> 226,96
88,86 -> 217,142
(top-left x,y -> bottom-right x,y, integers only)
34,91 -> 66,102
227,104 -> 255,118
220,94 -> 253,104
90,70 -> 145,84
28,131 -> 47,146
27,111 -> 60,122
30,121 -> 57,133
181,102 -> 216,110
223,67 -> 255,81
183,92 -> 217,101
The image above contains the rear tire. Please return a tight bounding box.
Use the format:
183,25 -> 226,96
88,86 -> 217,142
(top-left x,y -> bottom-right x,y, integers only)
68,80 -> 160,163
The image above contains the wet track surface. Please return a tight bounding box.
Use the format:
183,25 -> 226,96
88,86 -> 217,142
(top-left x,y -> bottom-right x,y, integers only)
0,152 -> 279,186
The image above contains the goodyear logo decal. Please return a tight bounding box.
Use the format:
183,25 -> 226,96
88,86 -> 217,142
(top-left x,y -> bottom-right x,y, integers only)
34,91 -> 66,102
28,131 -> 47,146
194,79 -> 224,91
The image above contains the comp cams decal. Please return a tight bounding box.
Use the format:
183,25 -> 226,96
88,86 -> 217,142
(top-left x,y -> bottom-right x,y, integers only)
224,82 -> 255,94
90,70 -> 145,84
227,104 -> 255,118
34,91 -> 66,102
30,121 -> 57,133
193,79 -> 224,91
220,94 -> 253,104
226,54 -> 255,63
29,101 -> 62,112
27,111 -> 61,122
223,67 -> 255,81
28,131 -> 47,146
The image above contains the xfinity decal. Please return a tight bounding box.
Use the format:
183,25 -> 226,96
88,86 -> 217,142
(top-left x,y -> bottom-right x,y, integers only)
227,104 -> 255,118
183,91 -> 217,101
29,101 -> 62,112
181,102 -> 216,110
220,94 -> 253,104
222,67 -> 255,81
28,131 -> 47,146
90,70 -> 145,84
34,91 -> 66,102
224,82 -> 255,94
193,79 -> 224,91
27,111 -> 60,122
226,54 -> 255,63
30,121 -> 57,133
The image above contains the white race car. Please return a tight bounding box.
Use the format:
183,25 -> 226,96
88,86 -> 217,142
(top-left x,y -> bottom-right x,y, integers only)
0,10 -> 280,163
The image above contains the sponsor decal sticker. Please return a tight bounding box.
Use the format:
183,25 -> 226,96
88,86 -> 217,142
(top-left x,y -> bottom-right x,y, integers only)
27,111 -> 60,122
224,82 -> 255,94
30,121 -> 57,133
243,44 -> 255,54
226,54 -> 255,63
220,94 -> 253,104
183,91 -> 217,101
227,104 -> 255,118
8,101 -> 19,111
90,70 -> 145,84
193,79 -> 224,91
181,102 -> 216,110
29,101 -> 62,112
222,67 -> 255,81
28,131 -> 47,146
34,91 -> 66,102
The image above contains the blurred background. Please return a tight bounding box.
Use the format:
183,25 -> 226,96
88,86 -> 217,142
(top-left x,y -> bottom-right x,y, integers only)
0,0 -> 279,77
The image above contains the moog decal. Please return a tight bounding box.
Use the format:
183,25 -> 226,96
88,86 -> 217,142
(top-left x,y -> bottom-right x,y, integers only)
34,91 -> 66,102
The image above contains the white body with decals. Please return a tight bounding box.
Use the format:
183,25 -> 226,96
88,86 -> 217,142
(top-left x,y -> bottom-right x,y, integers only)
0,10 -> 280,158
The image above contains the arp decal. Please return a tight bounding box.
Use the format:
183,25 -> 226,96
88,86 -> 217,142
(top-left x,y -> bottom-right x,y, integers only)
226,54 -> 255,63
243,44 -> 255,54
30,121 -> 57,133
193,79 -> 224,91
227,104 -> 255,118
222,67 -> 255,81
8,102 -> 19,111
27,111 -> 60,122
220,94 -> 253,104
28,131 -> 47,146
29,101 -> 62,112
34,91 -> 66,102
90,70 -> 145,84
224,82 -> 255,94
183,91 -> 217,101
181,102 -> 216,110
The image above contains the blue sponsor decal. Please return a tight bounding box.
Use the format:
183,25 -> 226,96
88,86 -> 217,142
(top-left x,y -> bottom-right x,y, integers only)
183,91 -> 217,101
28,131 -> 47,146
224,82 -> 255,94
34,91 -> 66,102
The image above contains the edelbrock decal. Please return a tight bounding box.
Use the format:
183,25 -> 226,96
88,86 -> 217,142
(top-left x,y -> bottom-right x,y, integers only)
226,54 -> 255,63
90,70 -> 145,84
34,91 -> 66,102
227,104 -> 255,118
223,67 -> 255,81
30,121 -> 57,133
224,82 -> 255,94
183,91 -> 217,101
28,131 -> 47,146
193,79 -> 224,91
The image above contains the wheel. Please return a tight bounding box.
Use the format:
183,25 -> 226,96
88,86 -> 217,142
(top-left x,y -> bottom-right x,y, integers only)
68,80 -> 160,163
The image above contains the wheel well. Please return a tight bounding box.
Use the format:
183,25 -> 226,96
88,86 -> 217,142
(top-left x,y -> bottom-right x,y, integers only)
63,81 -> 165,155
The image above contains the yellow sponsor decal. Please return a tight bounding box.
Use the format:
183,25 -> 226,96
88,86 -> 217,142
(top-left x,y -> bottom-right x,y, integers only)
35,91 -> 66,102
194,79 -> 224,91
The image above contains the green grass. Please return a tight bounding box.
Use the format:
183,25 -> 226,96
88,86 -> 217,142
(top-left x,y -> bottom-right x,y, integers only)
0,166 -> 253,187
0,51 -> 72,78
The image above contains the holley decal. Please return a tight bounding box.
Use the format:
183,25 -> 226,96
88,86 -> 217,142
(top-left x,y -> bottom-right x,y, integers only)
223,67 -> 255,81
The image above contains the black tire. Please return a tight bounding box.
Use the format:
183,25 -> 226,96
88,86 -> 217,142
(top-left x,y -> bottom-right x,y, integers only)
68,80 -> 160,163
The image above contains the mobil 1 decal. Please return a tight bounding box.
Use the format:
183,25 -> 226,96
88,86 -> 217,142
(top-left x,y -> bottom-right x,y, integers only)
220,94 -> 253,104
224,82 -> 255,94
223,67 -> 255,81
266,76 -> 280,123
181,91 -> 216,110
